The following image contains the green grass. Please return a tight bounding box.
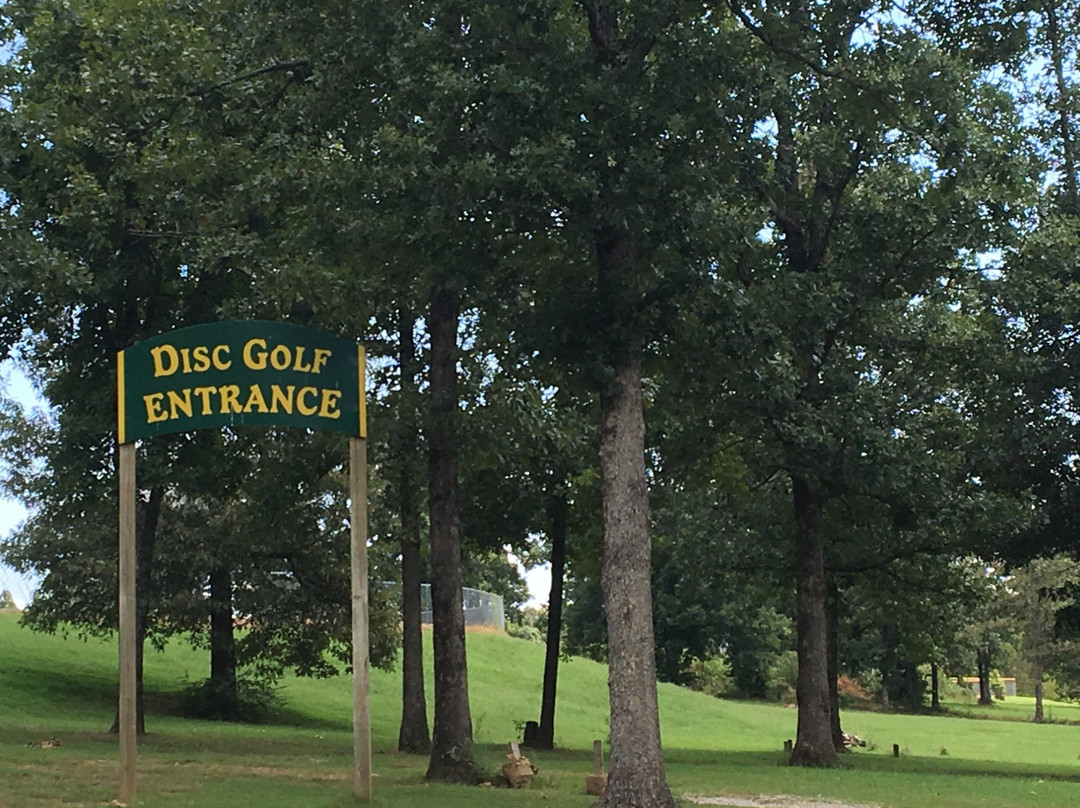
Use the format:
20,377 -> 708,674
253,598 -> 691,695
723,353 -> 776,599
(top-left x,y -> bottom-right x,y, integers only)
3,612 -> 1080,807
941,693 -> 1080,724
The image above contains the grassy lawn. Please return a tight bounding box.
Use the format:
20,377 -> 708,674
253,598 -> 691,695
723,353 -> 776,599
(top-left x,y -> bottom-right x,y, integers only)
3,612 -> 1080,807
941,693 -> 1080,724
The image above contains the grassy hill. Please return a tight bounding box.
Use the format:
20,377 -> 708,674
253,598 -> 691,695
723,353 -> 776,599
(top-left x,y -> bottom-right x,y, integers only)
3,612 -> 1080,808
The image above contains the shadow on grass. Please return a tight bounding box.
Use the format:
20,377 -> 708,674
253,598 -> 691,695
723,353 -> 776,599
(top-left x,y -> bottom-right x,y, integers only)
0,664 -> 117,714
247,704 -> 350,732
1,661 -> 351,738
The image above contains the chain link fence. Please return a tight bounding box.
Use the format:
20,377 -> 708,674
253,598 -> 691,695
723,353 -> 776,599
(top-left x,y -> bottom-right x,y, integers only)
419,583 -> 505,632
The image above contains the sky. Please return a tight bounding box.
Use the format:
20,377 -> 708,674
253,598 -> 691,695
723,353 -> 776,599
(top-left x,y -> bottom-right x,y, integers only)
0,358 -> 38,608
521,561 -> 551,608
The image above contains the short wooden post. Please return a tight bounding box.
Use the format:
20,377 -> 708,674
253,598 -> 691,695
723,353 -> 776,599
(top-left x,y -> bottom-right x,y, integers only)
784,739 -> 793,753
586,739 -> 607,796
118,442 -> 137,805
893,743 -> 900,758
350,436 -> 371,801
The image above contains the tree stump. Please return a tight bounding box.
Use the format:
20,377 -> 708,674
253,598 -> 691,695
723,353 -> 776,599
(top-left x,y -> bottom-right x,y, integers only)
502,741 -> 536,788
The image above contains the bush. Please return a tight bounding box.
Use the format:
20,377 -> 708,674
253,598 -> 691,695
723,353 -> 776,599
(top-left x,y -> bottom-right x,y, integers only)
765,650 -> 799,703
836,675 -> 873,707
686,655 -> 735,698
506,622 -> 544,643
178,674 -> 282,723
940,676 -> 976,703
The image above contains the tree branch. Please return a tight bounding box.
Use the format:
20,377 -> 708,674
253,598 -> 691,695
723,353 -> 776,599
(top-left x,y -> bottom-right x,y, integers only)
188,59 -> 310,98
725,0 -> 870,91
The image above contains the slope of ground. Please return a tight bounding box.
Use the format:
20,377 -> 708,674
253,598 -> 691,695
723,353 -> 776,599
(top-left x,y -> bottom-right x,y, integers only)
3,613 -> 1080,808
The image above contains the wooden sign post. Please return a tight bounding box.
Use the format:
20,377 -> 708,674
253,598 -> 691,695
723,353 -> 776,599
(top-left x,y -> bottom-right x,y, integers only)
350,435 -> 371,800
116,321 -> 369,804
118,441 -> 137,804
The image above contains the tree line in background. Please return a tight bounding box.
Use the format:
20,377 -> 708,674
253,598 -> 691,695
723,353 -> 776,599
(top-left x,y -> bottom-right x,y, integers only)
1,0 -> 1080,803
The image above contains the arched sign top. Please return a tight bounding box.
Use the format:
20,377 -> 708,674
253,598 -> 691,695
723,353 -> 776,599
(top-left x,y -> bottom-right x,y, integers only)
117,320 -> 366,444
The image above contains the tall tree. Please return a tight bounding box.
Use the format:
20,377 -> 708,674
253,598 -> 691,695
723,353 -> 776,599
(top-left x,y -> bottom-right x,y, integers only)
424,288 -> 479,782
715,0 -> 1030,765
394,309 -> 430,755
1011,556 -> 1080,722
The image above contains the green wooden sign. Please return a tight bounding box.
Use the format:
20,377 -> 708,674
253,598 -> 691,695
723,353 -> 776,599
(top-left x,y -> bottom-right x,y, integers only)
117,321 -> 365,443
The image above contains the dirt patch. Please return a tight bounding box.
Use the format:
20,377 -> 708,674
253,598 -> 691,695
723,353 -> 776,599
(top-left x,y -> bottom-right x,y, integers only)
686,795 -> 881,808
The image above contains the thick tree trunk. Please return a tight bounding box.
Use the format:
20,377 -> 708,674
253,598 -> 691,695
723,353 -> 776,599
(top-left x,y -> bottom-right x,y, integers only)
534,494 -> 568,751
977,649 -> 993,706
930,661 -> 940,711
789,474 -> 838,767
397,309 -> 431,755
209,565 -> 239,720
424,288 -> 479,784
595,227 -> 677,808
1034,663 -> 1045,723
111,485 -> 163,736
825,579 -> 845,753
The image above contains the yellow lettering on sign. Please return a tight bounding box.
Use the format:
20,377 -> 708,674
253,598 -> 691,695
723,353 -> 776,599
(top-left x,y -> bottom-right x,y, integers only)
192,386 -> 215,415
143,392 -> 168,423
270,384 -> 295,414
242,338 -> 267,371
192,345 -> 211,372
296,386 -> 318,416
150,345 -> 179,378
270,345 -> 291,371
243,384 -> 269,414
312,348 -> 331,374
211,345 -> 231,371
292,346 -> 313,372
218,385 -> 242,414
167,389 -> 193,420
319,388 -> 342,419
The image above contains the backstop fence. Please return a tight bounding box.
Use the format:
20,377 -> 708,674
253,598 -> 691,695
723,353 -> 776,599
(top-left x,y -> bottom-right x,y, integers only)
419,583 -> 505,632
